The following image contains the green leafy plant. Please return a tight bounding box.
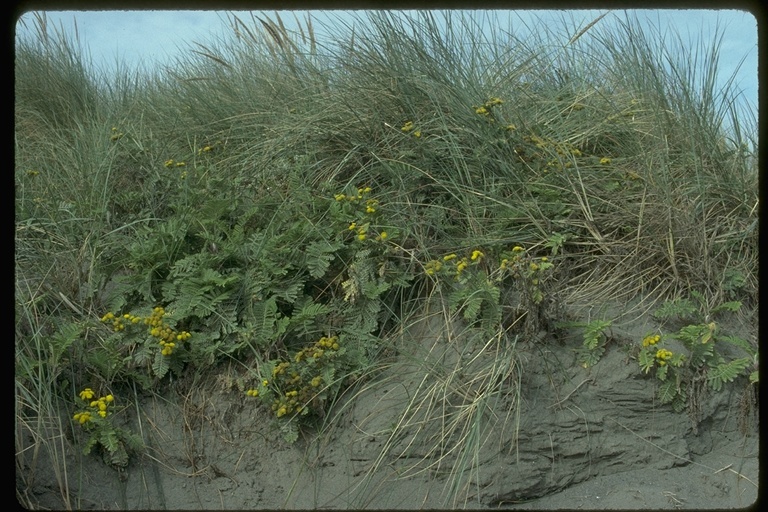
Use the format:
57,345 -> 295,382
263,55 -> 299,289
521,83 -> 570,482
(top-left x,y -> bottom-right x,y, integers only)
99,306 -> 192,384
72,388 -> 142,469
653,289 -> 742,325
639,305 -> 757,414
553,318 -> 613,368
245,333 -> 370,443
575,319 -> 613,368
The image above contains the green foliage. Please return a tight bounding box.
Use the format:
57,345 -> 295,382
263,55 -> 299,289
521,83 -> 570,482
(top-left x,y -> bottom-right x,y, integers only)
14,9 -> 758,499
72,389 -> 141,469
561,319 -> 612,368
653,289 -> 742,325
639,297 -> 757,416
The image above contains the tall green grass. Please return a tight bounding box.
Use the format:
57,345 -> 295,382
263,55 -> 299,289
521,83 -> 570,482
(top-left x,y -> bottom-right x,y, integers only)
16,10 -> 757,509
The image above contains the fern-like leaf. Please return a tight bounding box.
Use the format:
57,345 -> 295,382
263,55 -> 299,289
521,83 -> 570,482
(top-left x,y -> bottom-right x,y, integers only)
280,421 -> 299,444
710,300 -> 741,315
305,240 -> 341,279
462,293 -> 484,323
638,350 -> 655,374
708,357 -> 751,391
657,380 -> 678,404
717,335 -> 756,357
152,351 -> 170,379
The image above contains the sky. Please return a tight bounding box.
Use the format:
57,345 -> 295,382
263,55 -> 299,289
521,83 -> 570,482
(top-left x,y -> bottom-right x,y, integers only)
14,9 -> 758,129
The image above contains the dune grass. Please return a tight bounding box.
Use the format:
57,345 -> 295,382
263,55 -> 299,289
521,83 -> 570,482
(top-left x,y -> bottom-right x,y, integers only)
15,10 -> 757,509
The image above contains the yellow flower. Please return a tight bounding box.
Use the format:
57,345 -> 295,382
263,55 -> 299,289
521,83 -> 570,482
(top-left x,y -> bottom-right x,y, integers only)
505,124 -> 517,131
377,231 -> 388,241
471,250 -> 484,261
443,253 -> 457,261
105,395 -> 114,402
348,222 -> 357,231
79,388 -> 95,401
73,412 -> 91,424
642,334 -> 661,347
98,410 -> 107,418
335,193 -> 346,201
358,233 -> 367,241
512,246 -> 524,253
413,131 -> 421,138
600,157 -> 612,165
401,121 -> 414,132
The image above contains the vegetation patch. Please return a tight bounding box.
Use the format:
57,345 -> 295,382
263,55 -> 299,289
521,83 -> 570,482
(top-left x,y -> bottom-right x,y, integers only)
15,10 -> 757,509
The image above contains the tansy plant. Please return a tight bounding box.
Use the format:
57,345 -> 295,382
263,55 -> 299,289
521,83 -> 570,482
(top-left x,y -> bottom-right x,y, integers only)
639,312 -> 757,413
497,245 -> 553,306
423,245 -> 556,336
101,306 -> 192,380
246,334 -> 355,443
72,388 -> 142,469
336,186 -> 392,243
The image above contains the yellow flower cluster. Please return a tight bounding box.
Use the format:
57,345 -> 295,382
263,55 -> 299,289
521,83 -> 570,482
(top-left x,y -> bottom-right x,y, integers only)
293,335 -> 340,363
335,186 -> 372,203
101,307 -> 191,356
336,187 -> 388,243
110,127 -> 124,142
263,335 -> 342,419
655,348 -> 674,366
164,159 -> 186,168
497,246 -> 553,303
499,246 -> 527,274
401,121 -> 421,138
100,311 -> 137,332
474,97 -> 504,118
73,411 -> 92,424
73,388 -> 115,425
197,141 -> 221,155
425,249 -> 484,279
642,334 -> 661,347
425,259 -> 443,276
